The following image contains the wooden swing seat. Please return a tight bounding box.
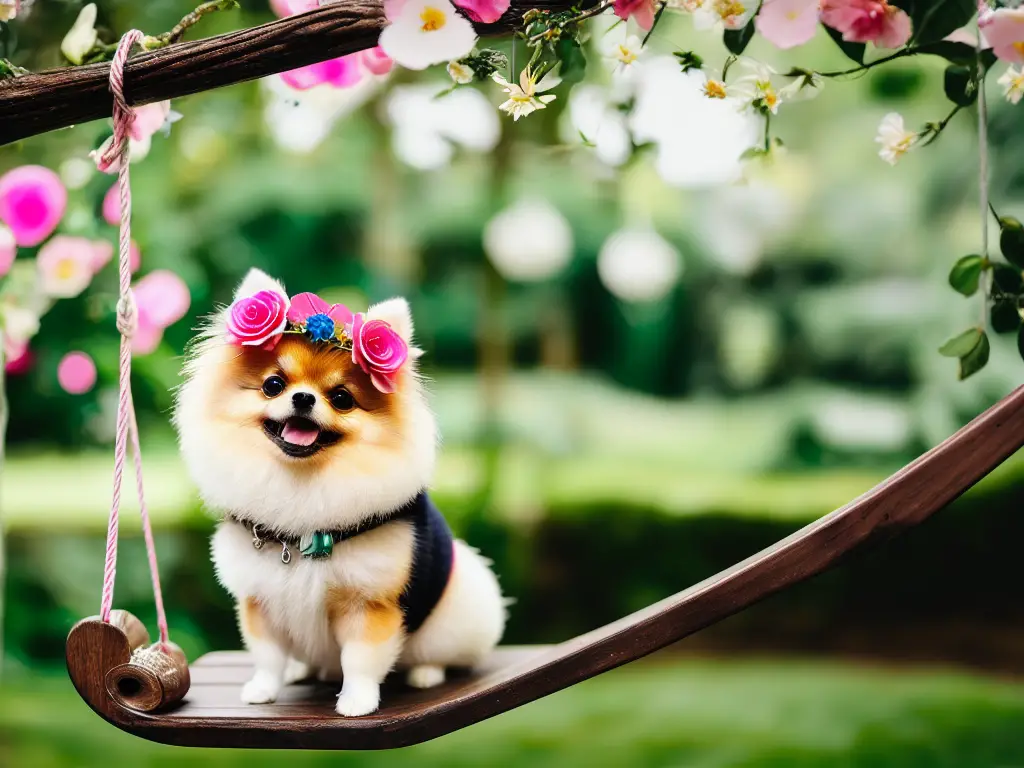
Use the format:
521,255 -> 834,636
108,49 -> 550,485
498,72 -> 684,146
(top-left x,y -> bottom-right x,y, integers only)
67,385 -> 1024,750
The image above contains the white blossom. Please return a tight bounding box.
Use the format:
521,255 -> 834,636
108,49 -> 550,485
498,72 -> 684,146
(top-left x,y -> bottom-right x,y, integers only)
875,112 -> 918,165
60,3 -> 98,65
378,0 -> 477,71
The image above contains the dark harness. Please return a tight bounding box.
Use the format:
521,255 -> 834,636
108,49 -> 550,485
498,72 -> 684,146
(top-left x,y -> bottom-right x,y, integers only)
231,492 -> 454,634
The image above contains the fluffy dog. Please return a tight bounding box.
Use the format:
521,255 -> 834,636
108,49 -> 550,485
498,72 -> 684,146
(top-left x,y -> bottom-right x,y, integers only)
174,269 -> 505,716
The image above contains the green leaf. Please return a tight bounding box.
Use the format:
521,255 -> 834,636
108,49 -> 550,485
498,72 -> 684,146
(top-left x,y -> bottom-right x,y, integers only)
939,327 -> 983,358
943,64 -> 977,107
990,300 -> 1021,334
824,24 -> 865,64
555,38 -> 587,84
917,41 -> 997,70
892,0 -> 976,46
1018,324 -> 1024,364
958,329 -> 990,380
724,22 -> 756,56
948,254 -> 984,296
992,263 -> 1024,294
999,216 -> 1024,269
674,50 -> 704,72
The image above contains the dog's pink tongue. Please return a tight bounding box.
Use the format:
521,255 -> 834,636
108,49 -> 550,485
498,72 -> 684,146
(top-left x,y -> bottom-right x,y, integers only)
282,420 -> 319,447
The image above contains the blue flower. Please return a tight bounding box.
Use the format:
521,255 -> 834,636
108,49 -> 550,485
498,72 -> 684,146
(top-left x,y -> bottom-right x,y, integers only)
305,313 -> 336,342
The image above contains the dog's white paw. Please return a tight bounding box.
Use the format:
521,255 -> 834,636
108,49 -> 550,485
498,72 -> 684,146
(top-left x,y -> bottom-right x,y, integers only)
406,664 -> 445,689
240,673 -> 281,705
283,658 -> 311,685
335,679 -> 380,717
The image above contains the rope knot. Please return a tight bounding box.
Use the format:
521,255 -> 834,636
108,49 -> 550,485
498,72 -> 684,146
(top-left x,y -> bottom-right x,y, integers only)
116,290 -> 138,338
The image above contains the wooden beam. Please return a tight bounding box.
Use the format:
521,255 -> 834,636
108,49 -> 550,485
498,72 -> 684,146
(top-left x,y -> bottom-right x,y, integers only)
0,0 -> 579,146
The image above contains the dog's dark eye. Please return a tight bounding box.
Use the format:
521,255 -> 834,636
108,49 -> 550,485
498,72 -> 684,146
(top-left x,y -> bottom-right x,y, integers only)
329,388 -> 355,412
262,375 -> 286,398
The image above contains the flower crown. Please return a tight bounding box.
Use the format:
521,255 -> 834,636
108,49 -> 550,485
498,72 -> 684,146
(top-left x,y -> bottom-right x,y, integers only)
225,290 -> 409,394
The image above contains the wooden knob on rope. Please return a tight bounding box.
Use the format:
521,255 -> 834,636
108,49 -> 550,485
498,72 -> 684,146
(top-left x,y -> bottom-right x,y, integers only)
67,609 -> 191,718
105,641 -> 190,712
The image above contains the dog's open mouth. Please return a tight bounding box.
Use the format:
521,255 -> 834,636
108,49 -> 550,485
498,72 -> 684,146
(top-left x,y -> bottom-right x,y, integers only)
263,417 -> 340,458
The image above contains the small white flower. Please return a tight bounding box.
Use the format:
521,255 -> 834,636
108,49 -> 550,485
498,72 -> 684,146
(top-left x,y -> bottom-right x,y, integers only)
378,0 -> 477,71
447,60 -> 474,84
998,65 -> 1024,105
60,3 -> 98,65
875,112 -> 918,166
732,60 -> 783,114
603,34 -> 643,68
693,0 -> 752,31
666,0 -> 705,11
702,77 -> 729,99
492,65 -> 561,121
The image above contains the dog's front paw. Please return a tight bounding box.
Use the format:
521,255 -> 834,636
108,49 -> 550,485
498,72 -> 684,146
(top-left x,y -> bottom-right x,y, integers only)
241,673 -> 282,705
406,664 -> 445,689
335,678 -> 380,717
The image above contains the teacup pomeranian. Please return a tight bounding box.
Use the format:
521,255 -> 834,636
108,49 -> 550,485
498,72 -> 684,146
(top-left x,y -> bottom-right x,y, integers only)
174,268 -> 506,716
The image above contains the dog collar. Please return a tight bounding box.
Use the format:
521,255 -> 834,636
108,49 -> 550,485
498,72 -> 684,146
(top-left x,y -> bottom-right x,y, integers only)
229,496 -> 421,564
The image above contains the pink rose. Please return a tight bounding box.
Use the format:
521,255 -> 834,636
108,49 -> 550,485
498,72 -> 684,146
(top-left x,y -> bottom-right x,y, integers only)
452,0 -> 510,24
227,290 -> 289,349
270,0 -> 318,17
350,312 -> 409,394
4,339 -> 33,375
613,0 -> 657,29
358,46 -> 394,76
0,224 -> 15,278
57,351 -> 97,395
756,0 -> 820,50
0,165 -> 67,247
130,101 -> 172,142
102,183 -> 120,226
979,7 -> 1024,64
280,55 -> 363,90
821,0 -> 912,49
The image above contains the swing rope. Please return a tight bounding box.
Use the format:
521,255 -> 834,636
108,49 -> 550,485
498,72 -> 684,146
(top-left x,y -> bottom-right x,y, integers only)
98,29 -> 170,649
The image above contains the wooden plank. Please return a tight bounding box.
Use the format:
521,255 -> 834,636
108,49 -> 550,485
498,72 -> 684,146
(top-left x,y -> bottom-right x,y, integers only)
69,386 -> 1024,750
0,0 -> 592,145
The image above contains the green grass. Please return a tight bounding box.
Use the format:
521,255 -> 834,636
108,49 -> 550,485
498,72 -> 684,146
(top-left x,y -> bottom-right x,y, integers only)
2,657 -> 1023,767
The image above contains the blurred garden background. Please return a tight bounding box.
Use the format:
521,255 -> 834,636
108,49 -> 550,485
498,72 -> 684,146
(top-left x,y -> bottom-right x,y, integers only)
1,1 -> 1024,766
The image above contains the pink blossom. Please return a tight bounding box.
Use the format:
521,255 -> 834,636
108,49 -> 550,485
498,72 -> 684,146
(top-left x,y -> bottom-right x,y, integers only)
130,101 -> 172,142
286,292 -> 353,326
280,55 -> 363,90
57,351 -> 97,394
756,0 -> 820,49
0,165 -> 67,247
133,269 -> 191,329
270,0 -> 318,16
821,0 -> 912,48
131,320 -> 164,356
358,46 -> 394,76
452,0 -> 510,24
0,224 -> 15,278
613,0 -> 658,30
980,7 -> 1024,64
37,235 -> 97,298
102,183 -> 119,226
89,240 -> 114,273
350,312 -> 408,394
4,340 -> 33,375
227,289 -> 289,349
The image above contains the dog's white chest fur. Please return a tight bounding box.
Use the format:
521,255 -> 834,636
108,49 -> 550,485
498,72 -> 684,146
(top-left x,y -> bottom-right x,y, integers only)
212,519 -> 414,670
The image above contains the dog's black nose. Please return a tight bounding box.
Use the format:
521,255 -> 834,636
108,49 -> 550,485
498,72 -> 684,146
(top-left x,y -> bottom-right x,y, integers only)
292,392 -> 316,412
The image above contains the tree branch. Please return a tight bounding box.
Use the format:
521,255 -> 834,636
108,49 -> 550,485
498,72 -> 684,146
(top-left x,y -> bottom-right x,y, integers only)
0,0 -> 586,146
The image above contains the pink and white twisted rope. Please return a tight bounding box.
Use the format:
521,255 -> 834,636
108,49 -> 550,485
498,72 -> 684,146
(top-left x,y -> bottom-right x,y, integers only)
98,30 -> 170,649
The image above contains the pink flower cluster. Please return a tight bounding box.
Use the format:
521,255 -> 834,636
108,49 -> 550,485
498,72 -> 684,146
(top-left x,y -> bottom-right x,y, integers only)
271,1 -> 395,89
226,287 -> 410,394
692,0 -> 915,51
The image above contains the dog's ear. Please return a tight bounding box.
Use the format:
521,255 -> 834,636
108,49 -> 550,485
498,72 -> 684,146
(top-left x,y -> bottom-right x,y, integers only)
367,297 -> 424,360
234,268 -> 286,300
